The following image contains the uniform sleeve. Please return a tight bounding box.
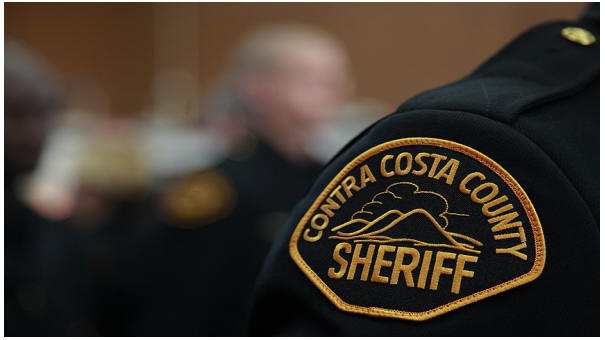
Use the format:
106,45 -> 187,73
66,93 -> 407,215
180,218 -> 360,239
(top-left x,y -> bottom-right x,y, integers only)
247,105 -> 598,335
248,12 -> 599,335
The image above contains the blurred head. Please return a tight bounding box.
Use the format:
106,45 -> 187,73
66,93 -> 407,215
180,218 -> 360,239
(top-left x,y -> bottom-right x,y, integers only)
5,40 -> 61,177
227,23 -> 352,160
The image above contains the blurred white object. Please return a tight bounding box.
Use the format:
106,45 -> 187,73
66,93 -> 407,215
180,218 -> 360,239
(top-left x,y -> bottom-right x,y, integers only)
138,124 -> 226,180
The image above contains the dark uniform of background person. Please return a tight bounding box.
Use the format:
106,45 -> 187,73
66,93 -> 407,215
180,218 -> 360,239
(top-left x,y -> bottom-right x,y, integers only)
127,24 -> 353,335
5,40 -> 63,336
4,23 -> 354,336
5,40 -> 150,336
249,4 -> 599,336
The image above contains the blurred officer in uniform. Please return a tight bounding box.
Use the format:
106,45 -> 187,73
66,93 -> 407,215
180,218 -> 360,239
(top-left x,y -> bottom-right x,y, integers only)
35,123 -> 155,336
136,23 -> 353,335
5,40 -> 62,336
6,46 -> 157,335
249,4 -> 599,336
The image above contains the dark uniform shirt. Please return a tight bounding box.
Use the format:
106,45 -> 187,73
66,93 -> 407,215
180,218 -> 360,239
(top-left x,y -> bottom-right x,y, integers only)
5,189 -> 52,336
20,195 -> 158,336
134,139 -> 322,336
249,5 -> 599,336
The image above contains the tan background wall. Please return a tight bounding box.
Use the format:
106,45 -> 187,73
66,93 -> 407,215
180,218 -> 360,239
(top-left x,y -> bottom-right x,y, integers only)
5,3 -> 585,116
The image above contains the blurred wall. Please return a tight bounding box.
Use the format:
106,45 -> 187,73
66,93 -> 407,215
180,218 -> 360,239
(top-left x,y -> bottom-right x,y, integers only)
5,3 -> 585,116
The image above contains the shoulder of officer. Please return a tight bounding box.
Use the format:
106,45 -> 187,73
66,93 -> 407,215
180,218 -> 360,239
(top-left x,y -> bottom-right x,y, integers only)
249,8 -> 599,336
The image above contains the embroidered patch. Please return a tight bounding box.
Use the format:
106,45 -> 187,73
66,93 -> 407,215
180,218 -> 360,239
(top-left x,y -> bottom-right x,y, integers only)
160,169 -> 236,228
289,138 -> 545,321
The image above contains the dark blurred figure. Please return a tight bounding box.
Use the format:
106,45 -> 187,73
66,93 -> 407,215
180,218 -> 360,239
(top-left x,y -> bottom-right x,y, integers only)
41,119 -> 155,336
136,23 -> 353,335
26,114 -> 160,336
6,43 -> 154,336
5,39 -> 62,336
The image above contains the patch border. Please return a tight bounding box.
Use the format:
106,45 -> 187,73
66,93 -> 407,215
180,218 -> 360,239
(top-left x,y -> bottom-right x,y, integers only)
289,137 -> 546,321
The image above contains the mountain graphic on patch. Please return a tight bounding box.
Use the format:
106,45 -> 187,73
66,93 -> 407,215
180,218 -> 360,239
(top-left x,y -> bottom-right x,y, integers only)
329,182 -> 482,254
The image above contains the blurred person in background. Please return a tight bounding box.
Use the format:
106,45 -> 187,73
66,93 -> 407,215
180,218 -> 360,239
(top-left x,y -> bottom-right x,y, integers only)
5,22 -> 369,336
200,23 -> 353,163
23,108 -> 167,335
5,40 -> 152,336
136,23 -> 354,335
6,45 -> 158,335
32,114 -> 156,336
5,39 -> 63,336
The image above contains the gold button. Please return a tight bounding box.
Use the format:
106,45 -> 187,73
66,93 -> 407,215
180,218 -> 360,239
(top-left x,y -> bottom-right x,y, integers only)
561,26 -> 596,46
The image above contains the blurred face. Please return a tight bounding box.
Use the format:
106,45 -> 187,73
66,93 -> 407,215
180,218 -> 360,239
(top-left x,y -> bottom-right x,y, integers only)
242,38 -> 351,135
270,40 -> 350,127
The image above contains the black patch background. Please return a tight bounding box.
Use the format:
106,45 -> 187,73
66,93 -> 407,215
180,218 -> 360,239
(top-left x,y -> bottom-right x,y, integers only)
297,144 -> 538,313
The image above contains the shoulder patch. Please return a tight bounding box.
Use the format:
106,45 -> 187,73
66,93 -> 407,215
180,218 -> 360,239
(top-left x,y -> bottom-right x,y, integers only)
160,169 -> 236,228
289,137 -> 545,321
